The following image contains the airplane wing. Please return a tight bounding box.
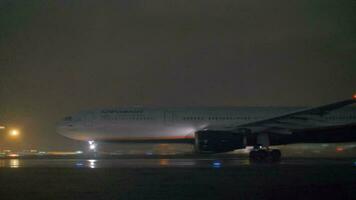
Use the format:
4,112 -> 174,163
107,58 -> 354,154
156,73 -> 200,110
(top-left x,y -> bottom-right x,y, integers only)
205,97 -> 356,135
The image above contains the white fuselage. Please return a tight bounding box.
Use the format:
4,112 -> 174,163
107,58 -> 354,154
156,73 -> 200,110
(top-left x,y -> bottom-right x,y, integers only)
57,107 -> 356,142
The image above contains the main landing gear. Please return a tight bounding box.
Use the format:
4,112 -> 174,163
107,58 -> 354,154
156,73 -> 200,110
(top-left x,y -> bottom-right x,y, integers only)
249,146 -> 281,162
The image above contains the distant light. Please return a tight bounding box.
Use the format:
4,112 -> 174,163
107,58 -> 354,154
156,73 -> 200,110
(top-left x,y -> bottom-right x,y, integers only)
9,129 -> 19,137
336,147 -> 344,152
159,159 -> 169,166
76,151 -> 83,154
0,126 -> 5,130
76,163 -> 84,167
212,160 -> 222,168
8,153 -> 19,157
353,94 -> 356,100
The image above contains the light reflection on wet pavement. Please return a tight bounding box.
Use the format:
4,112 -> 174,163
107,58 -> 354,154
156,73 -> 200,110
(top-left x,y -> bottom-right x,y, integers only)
0,158 -> 355,168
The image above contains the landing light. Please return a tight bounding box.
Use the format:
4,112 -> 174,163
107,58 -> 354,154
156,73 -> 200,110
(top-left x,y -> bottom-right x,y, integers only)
88,140 -> 97,151
89,144 -> 96,150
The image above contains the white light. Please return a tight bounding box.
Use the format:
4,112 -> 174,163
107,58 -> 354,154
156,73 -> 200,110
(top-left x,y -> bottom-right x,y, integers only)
88,160 -> 96,168
89,144 -> 96,150
88,140 -> 97,151
10,159 -> 20,168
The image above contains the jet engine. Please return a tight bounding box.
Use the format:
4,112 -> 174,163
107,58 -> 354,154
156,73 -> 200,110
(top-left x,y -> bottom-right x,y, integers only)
194,130 -> 246,153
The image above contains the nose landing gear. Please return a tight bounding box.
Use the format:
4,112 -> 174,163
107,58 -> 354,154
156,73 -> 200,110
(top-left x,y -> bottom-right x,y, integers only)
88,140 -> 97,152
249,146 -> 281,162
88,140 -> 98,157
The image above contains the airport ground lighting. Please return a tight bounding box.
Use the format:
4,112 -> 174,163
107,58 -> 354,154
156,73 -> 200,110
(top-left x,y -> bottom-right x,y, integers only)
0,126 -> 20,141
9,129 -> 20,138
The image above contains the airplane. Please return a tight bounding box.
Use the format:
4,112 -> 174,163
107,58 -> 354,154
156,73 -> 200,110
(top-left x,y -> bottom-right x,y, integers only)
57,95 -> 356,161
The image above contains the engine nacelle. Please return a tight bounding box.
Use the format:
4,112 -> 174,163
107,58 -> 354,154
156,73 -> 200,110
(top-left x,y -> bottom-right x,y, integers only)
195,130 -> 246,154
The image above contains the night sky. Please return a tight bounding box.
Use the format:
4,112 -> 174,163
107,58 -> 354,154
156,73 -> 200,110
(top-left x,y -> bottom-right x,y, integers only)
0,0 -> 355,150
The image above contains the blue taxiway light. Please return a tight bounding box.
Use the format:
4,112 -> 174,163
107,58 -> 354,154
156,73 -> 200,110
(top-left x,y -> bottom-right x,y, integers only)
212,160 -> 222,168
75,163 -> 84,167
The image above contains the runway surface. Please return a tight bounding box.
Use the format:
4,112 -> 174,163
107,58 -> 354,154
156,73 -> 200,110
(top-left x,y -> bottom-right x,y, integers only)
0,157 -> 355,168
1,157 -> 356,200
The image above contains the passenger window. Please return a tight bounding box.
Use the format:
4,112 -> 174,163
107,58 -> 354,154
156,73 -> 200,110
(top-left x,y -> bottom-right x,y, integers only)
64,116 -> 72,121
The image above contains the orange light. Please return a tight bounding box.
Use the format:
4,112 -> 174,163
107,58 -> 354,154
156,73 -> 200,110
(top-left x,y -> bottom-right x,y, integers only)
9,129 -> 19,137
8,153 -> 19,157
336,147 -> 344,152
353,94 -> 356,100
159,159 -> 169,166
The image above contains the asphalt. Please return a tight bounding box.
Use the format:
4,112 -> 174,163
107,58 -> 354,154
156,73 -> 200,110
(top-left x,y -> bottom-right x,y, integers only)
0,157 -> 355,168
0,157 -> 355,200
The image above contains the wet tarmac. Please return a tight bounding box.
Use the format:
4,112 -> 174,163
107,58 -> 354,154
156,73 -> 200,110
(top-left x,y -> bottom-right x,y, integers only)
0,157 -> 355,168
0,158 -> 356,200
0,151 -> 355,199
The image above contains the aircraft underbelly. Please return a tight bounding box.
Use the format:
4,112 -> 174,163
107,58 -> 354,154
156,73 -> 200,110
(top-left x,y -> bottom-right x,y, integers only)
70,121 -> 198,141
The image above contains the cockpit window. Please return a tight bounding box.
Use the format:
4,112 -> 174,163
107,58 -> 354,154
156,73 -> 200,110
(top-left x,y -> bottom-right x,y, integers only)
64,116 -> 72,121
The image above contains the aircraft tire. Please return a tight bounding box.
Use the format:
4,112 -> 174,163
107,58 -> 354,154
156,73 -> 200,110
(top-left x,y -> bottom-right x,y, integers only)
249,150 -> 257,160
270,149 -> 282,162
256,149 -> 268,161
249,149 -> 268,161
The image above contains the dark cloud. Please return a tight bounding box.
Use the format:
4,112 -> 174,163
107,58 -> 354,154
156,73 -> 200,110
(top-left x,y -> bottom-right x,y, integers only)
0,0 -> 355,150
